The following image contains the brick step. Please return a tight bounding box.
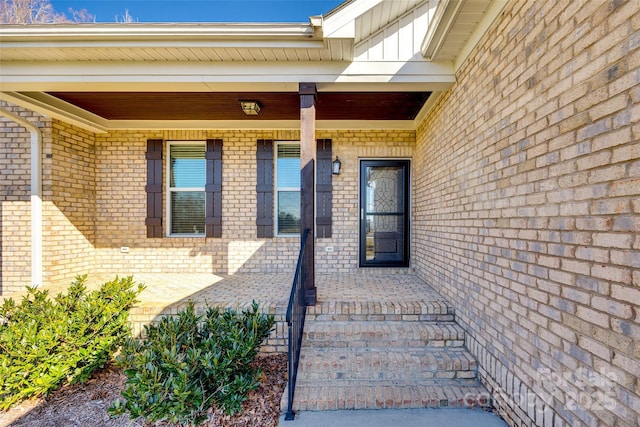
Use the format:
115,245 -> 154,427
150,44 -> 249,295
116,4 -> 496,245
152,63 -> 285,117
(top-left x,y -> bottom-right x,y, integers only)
298,347 -> 477,381
306,300 -> 455,322
282,378 -> 491,412
302,321 -> 466,349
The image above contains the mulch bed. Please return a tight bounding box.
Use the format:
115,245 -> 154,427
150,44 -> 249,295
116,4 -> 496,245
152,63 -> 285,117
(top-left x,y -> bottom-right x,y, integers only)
0,353 -> 287,427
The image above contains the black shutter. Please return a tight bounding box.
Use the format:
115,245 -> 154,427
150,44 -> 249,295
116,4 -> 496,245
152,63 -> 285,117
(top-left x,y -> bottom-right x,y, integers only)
205,139 -> 223,238
316,139 -> 332,238
145,139 -> 163,238
256,139 -> 274,238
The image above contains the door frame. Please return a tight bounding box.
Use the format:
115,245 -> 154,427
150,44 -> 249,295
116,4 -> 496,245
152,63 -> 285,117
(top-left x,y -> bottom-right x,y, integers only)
358,159 -> 410,268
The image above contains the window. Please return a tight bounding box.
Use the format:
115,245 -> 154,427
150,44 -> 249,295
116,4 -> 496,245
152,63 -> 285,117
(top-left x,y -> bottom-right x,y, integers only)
275,142 -> 300,235
168,142 -> 205,236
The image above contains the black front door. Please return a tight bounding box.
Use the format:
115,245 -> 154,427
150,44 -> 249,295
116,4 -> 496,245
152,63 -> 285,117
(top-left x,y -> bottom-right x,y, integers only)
359,160 -> 410,267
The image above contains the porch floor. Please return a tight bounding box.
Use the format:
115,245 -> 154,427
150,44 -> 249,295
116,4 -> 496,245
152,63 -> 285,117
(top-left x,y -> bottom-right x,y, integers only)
83,270 -> 448,308
31,271 -> 453,352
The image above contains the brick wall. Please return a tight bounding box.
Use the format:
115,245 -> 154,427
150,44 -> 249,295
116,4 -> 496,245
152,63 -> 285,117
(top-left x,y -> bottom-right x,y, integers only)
413,1 -> 639,426
2,106 -> 414,295
92,128 -> 414,276
46,120 -> 96,284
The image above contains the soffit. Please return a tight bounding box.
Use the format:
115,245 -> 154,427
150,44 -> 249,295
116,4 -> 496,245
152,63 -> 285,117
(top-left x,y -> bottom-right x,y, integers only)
421,0 -> 497,62
0,40 -> 353,62
433,0 -> 494,62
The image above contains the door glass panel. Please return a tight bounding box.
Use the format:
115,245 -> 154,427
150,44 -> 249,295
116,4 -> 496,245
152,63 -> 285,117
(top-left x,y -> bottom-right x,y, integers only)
360,161 -> 409,267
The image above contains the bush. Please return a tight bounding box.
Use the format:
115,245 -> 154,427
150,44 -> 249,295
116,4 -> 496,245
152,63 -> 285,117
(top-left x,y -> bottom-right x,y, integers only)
109,301 -> 275,426
0,275 -> 144,410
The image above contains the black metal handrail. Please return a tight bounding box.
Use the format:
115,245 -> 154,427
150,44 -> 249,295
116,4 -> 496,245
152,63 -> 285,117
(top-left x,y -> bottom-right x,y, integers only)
284,228 -> 310,421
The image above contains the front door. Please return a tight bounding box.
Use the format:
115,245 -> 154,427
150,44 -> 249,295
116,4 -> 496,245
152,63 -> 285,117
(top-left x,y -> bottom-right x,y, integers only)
359,160 -> 410,267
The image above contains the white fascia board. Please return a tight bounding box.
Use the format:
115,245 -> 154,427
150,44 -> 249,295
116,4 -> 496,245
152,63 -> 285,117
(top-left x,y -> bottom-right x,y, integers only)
454,0 -> 508,71
0,23 -> 318,41
106,119 -> 418,130
0,60 -> 454,88
108,120 -> 302,130
322,0 -> 384,39
314,81 -> 451,91
0,81 -> 303,92
1,39 -> 326,50
0,79 -> 454,93
0,91 -> 108,133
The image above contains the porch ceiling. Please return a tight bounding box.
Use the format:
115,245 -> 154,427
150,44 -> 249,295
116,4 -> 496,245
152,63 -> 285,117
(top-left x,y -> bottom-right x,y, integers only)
45,91 -> 431,121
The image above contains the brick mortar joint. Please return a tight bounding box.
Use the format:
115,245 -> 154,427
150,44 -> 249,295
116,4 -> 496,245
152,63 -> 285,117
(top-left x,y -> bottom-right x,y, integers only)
465,333 -> 563,427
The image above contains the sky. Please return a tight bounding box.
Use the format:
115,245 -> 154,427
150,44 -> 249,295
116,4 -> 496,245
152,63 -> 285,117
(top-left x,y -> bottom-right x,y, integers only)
50,0 -> 345,23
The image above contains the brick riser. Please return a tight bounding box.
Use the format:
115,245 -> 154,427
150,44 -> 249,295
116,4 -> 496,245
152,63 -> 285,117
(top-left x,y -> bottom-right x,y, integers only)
306,300 -> 455,322
291,379 -> 491,411
298,348 -> 478,380
303,321 -> 467,348
283,298 -> 491,413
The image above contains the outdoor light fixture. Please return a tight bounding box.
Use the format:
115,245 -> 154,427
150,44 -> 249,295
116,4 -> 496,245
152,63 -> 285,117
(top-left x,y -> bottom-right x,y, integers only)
332,156 -> 341,175
240,101 -> 261,115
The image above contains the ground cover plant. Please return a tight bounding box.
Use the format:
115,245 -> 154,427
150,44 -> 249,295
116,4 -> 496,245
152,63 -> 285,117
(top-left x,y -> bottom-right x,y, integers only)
0,275 -> 144,410
109,301 -> 275,426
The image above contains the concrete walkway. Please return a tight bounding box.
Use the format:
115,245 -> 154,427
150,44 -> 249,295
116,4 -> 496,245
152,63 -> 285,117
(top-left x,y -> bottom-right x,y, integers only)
278,408 -> 508,426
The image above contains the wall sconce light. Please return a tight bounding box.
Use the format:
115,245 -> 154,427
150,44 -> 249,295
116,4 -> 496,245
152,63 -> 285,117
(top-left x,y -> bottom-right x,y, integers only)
240,100 -> 261,115
332,156 -> 341,175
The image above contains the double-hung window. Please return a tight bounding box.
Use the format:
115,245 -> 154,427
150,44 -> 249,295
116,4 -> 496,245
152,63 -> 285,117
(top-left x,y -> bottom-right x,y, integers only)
168,141 -> 205,236
275,142 -> 301,235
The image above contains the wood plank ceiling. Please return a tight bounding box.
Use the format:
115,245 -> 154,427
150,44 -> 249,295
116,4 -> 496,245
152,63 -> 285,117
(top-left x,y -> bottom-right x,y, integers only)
47,92 -> 432,121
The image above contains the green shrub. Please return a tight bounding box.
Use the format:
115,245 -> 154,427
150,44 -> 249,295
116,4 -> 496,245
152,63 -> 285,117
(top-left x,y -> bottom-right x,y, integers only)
0,275 -> 144,410
109,301 -> 275,426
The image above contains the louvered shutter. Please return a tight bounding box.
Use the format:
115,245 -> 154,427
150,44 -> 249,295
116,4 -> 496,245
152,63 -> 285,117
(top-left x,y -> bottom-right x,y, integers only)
145,139 -> 163,238
316,139 -> 332,238
256,139 -> 274,238
205,139 -> 223,238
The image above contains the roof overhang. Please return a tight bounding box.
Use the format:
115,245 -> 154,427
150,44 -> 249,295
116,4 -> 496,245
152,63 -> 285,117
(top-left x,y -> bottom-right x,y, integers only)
0,0 -> 507,132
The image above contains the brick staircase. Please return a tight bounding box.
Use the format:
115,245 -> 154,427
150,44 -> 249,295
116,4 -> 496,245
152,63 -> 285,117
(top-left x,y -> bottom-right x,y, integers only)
282,298 -> 491,412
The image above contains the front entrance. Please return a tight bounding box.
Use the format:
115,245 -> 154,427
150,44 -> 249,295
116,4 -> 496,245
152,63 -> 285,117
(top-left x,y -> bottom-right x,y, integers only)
359,160 -> 410,267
